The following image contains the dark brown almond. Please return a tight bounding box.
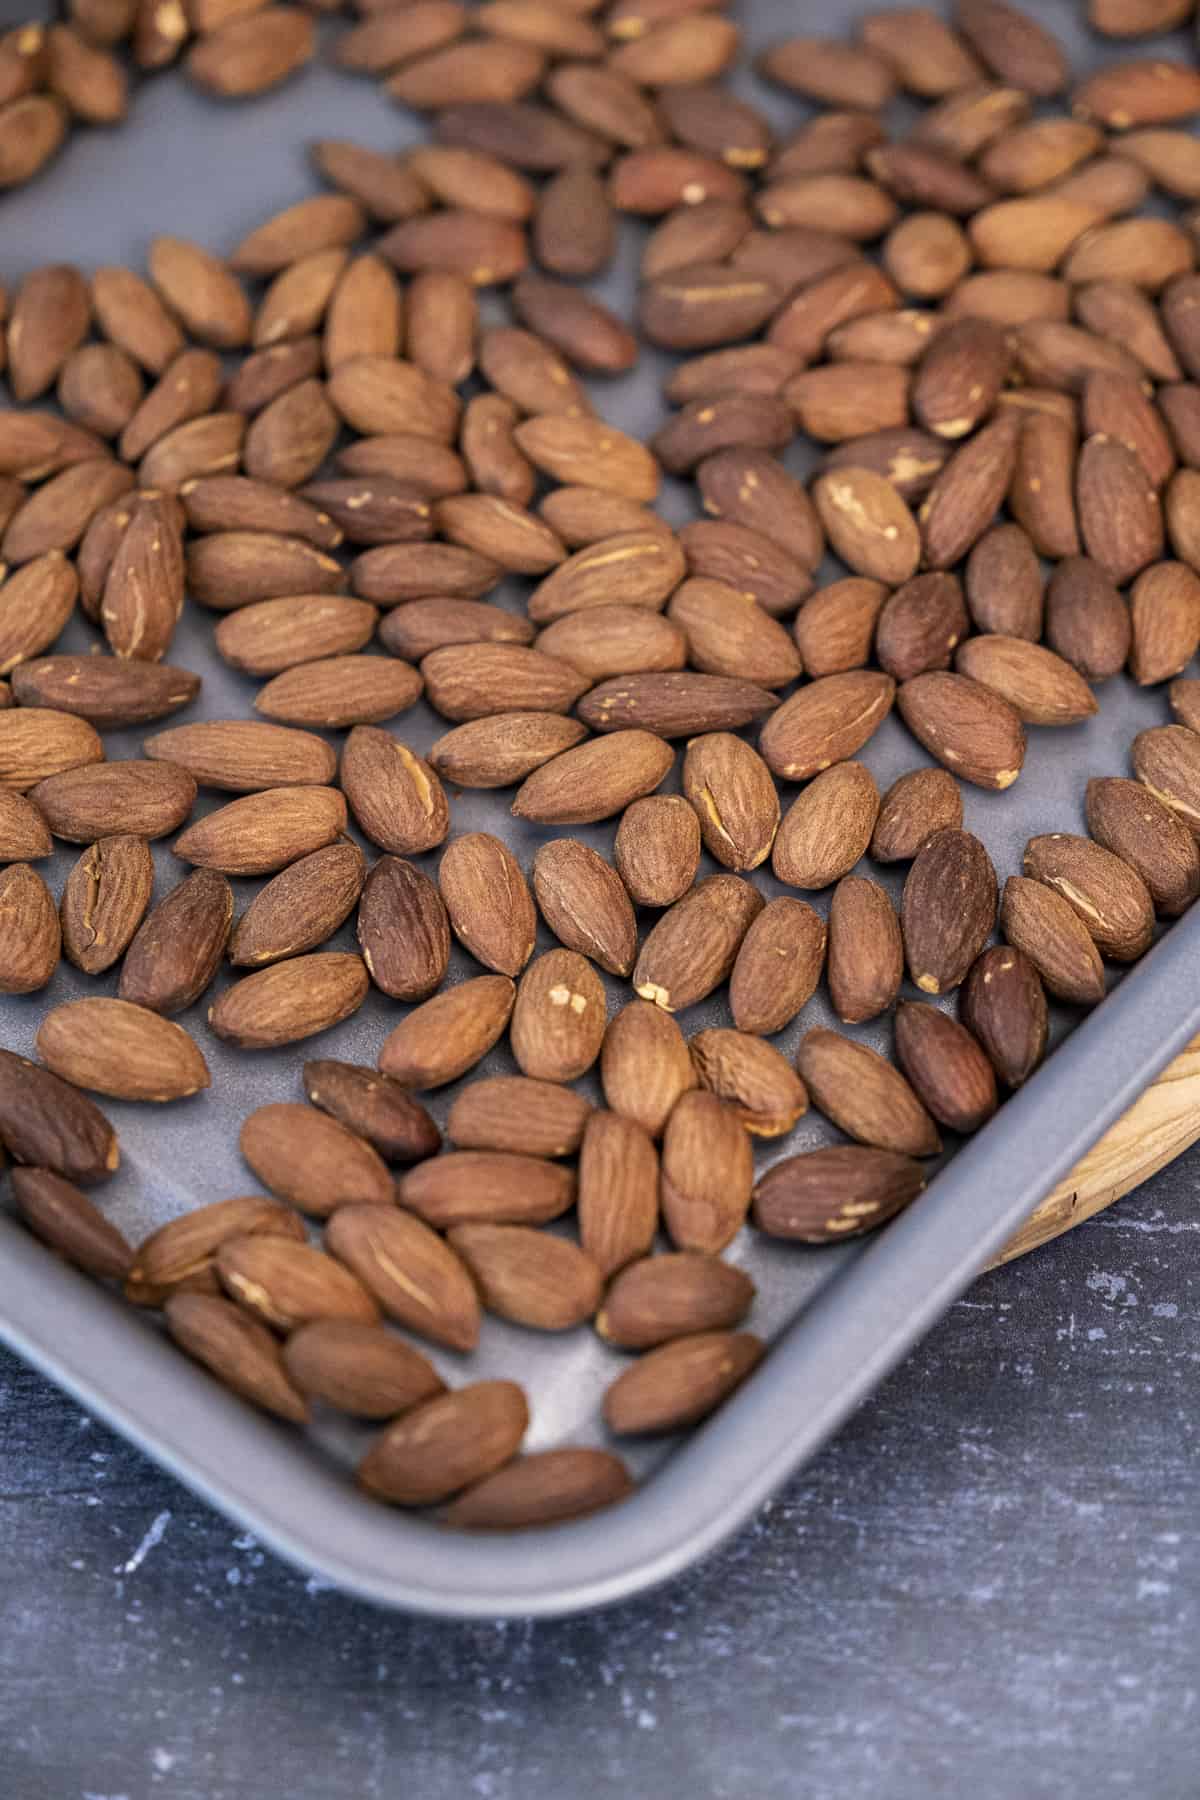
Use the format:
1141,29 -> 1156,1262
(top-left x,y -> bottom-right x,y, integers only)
597,1252 -> 753,1350
1024,831 -> 1155,960
378,975 -> 515,1089
447,1075 -> 591,1159
1009,413 -> 1080,559
1044,555 -> 1131,680
509,948 -> 606,1082
1129,561 -> 1200,685
965,523 -> 1043,639
532,838 -> 637,976
339,728 -> 448,856
11,1166 -> 132,1282
3,459 -> 135,565
1076,433 -> 1163,583
579,672 -> 775,740
293,478 -> 429,550
653,392 -> 794,475
165,1294 -> 309,1424
438,831 -> 535,976
240,1104 -> 391,1219
31,759 -> 196,841
36,997 -> 209,1102
893,1001 -> 997,1136
871,768 -> 963,865
633,872 -> 763,1014
118,868 -> 232,1015
999,875 -> 1107,1004
792,577 -> 886,678
912,318 -> 1010,440
303,1060 -> 441,1166
537,166 -> 616,279
759,669 -> 895,781
609,803 -> 702,928
359,1381 -> 528,1506
875,572 -> 969,681
754,1144 -> 926,1242
603,1329 -> 763,1435
689,1028 -> 807,1138
918,413 -> 1022,569
960,944 -> 1047,1088
897,671 -> 1025,789
660,1089 -> 753,1254
325,1205 -> 479,1352
209,953 -> 369,1050
681,731 -> 778,872
901,828 -> 998,997
360,852 -> 450,995
227,841 -> 365,969
799,1028 -> 941,1156
434,100 -> 608,174
955,0 -> 1067,95
695,448 -> 823,569
810,467 -> 921,584
1085,775 -> 1200,917
460,396 -> 535,510
1133,723 -> 1200,835
282,1320 -> 443,1421
827,875 -> 903,1024
428,712 -> 587,790
398,1151 -> 574,1228
255,657 -> 422,730
59,834 -> 151,976
0,1048 -> 118,1184
0,863 -> 60,993
600,998 -> 696,1139
101,491 -> 185,664
22,644 -> 196,724
728,897 -> 825,1037
773,761 -> 879,890
381,597 -> 532,664
867,140 -> 995,213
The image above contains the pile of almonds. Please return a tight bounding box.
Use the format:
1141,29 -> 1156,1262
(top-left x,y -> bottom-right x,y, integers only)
6,0 -> 1200,1533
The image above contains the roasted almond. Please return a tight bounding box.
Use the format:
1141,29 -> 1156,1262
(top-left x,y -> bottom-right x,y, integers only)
282,1320 -> 443,1421
689,1028 -> 807,1137
358,1381 -> 528,1506
60,833 -> 152,976
515,728 -> 675,825
793,577 -> 886,678
1132,722 -> 1200,834
173,786 -> 346,876
1086,773 -> 1200,916
597,1252 -> 754,1350
1009,412 -> 1081,559
447,1223 -> 601,1332
827,874 -> 904,1024
0,553 -> 78,676
668,575 -> 803,682
532,837 -> 637,976
603,1330 -> 763,1435
614,793 -> 700,907
11,1167 -> 133,1283
773,760 -> 879,889
875,572 -> 970,681
339,728 -> 448,856
326,1204 -> 481,1351
377,974 -> 515,1088
918,412 -> 1021,569
421,642 -> 585,721
729,896 -> 826,1036
0,709 -> 104,793
753,1144 -> 925,1242
1023,831 -> 1155,960
398,1150 -> 574,1228
660,1088 -> 753,1254
214,596 -> 377,678
0,789 -> 53,862
228,841 -> 364,969
634,872 -> 763,1013
965,522 -> 1043,640
600,998 -> 697,1139
303,1059 -> 441,1166
897,670 -> 1025,788
1129,561 -> 1200,685
254,656 -> 423,730
36,997 -> 210,1102
797,1027 -> 941,1156
758,669 -> 895,780
217,1233 -> 378,1333
125,1196 -> 306,1309
31,758 -> 196,840
240,1103 -> 392,1218
576,671 -> 775,738
1076,432 -> 1163,583
428,712 -> 587,790
0,863 -> 60,994
0,1047 -> 118,1184
894,1001 -> 998,1135
527,528 -> 685,624
681,731 -> 779,872
810,467 -> 921,584
999,875 -> 1107,1004
443,1449 -> 633,1531
509,947 -> 607,1082
447,1074 -> 592,1159
954,634 -> 1098,725
208,952 -> 370,1048
119,868 -> 233,1015
960,943 -> 1048,1087
438,831 -> 536,976
870,766 -> 963,862
1044,554 -> 1131,680
165,1294 -> 309,1425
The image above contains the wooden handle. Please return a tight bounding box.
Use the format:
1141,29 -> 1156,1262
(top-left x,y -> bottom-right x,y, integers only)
993,1033 -> 1200,1267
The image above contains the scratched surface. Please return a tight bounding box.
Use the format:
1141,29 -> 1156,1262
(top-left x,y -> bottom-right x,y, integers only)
2,1154 -> 1197,1800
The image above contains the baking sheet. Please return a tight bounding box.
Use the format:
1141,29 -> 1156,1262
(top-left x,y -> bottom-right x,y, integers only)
1,0 -> 1198,1616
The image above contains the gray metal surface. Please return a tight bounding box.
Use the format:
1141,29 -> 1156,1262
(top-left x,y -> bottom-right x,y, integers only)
0,1 -> 1197,1616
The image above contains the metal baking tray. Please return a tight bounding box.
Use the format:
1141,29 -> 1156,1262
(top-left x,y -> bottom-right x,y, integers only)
2,2 -> 1198,1617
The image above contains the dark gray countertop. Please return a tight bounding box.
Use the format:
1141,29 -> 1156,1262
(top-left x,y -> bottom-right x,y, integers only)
3,1147 -> 1197,1800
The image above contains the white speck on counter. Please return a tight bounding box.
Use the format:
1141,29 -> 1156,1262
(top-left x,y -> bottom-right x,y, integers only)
118,1509 -> 171,1576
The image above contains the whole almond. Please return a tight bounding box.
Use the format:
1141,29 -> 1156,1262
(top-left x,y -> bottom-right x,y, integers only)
573,1109 -> 659,1279
32,759 -> 196,840
208,952 -> 370,1049
897,670 -> 1025,788
228,841 -> 365,968
37,997 -> 209,1102
421,642 -> 585,722
187,8 -> 314,97
381,597 -> 533,663
513,730 -> 674,825
634,872 -> 763,1013
146,720 -> 336,793
954,634 -> 1099,725
875,572 -> 970,680
230,194 -> 364,278
773,760 -> 879,889
758,669 -> 895,780
0,710 -> 104,792
101,490 -> 185,663
894,1000 -> 998,1135
576,671 -> 776,738
960,943 -> 1048,1087
509,947 -> 607,1082
0,1047 -> 118,1183
214,596 -> 377,678
438,831 -> 535,976
999,875 -> 1107,1004
8,264 -> 90,404
968,196 -> 1099,271
1076,433 -> 1163,583
614,794 -> 701,907
680,516 -> 815,617
323,254 -> 404,370
327,356 -> 461,444
597,1252 -> 755,1350
603,1330 -> 764,1436
798,1027 -> 941,1156
514,414 -> 659,502
1086,774 -> 1200,916
436,495 -> 564,577
126,1196 -> 307,1310
240,1103 -> 392,1218
527,529 -> 685,624
667,577 -> 802,685
600,998 -> 697,1138
120,349 -> 224,463
1129,561 -> 1200,685
187,532 -> 344,609
326,1205 -> 480,1352
1073,59 -> 1200,131
358,1381 -> 528,1506
682,731 -> 778,872
303,1060 -> 440,1166
532,837 -> 637,976
822,426 -> 948,505
444,1449 -> 633,1531
0,95 -> 68,193
652,391 -> 793,475
356,854 -> 449,1002
338,728 -> 448,856
0,863 -> 60,993
165,1294 -> 309,1425
1009,413 -> 1080,558
1165,467 -> 1200,570
119,868 -> 232,1015
398,1150 -> 574,1228
173,787 -> 346,876
870,766 -> 963,861
0,789 -> 53,862
253,247 -> 349,351
255,657 -> 423,730
753,1144 -> 926,1242
827,875 -> 904,1024
11,1167 -> 133,1282
148,236 -> 251,349
428,713 -> 587,790
535,606 -> 686,682
478,324 -> 592,415
378,975 -> 515,1088
447,1224 -> 601,1332
1023,832 -> 1155,960
60,833 -> 152,975
217,1234 -> 378,1332
689,1028 -> 807,1137
918,413 -> 1021,569
695,446 -> 825,569
1081,372 -> 1174,490
789,366 -> 911,448
912,317 -> 1010,438
661,1088 -> 754,1254
57,338 -> 142,435
447,1075 -> 592,1159
901,828 -> 998,996
729,896 -> 825,1036
0,553 -> 78,676
965,522 -> 1043,639
283,1320 -> 444,1421
1045,555 -> 1131,680
1132,723 -> 1200,834
4,459 -> 134,565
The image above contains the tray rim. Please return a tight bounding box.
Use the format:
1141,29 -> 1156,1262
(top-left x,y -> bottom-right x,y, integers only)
2,906 -> 1199,1619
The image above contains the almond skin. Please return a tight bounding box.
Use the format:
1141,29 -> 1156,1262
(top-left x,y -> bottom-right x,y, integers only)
282,1320 -> 444,1422
827,875 -> 903,1024
999,875 -> 1107,1005
438,831 -> 536,976
239,1103 -> 393,1218
0,862 -> 60,994
729,896 -> 826,1036
660,1089 -> 754,1254
0,709 -> 104,792
36,997 -> 210,1102
118,868 -> 233,1016
1085,775 -> 1200,916
633,873 -> 763,1014
1132,724 -> 1200,835
513,729 -> 674,824
447,1223 -> 602,1332
509,947 -> 607,1082
810,466 -> 921,584
1076,432 -> 1163,585
422,643 -> 587,720
894,1000 -> 998,1135
901,829 -> 998,996
358,1381 -> 529,1506
326,1204 -> 481,1352
208,952 -> 370,1049
0,1047 -> 119,1184
773,760 -> 879,889
428,712 -> 587,790
753,1144 -> 926,1242
60,833 -> 152,975
576,671 -> 775,738
339,728 -> 449,855
145,720 -> 336,793
30,758 -> 196,840
357,854 -> 450,1002
797,1027 -> 942,1156
1023,831 -> 1155,961
227,841 -> 366,969
600,999 -> 697,1139
378,975 -> 515,1089
1129,561 -> 1200,686
960,944 -> 1048,1088
532,837 -> 637,976
398,1151 -> 575,1228
603,1330 -> 764,1435
870,766 -> 963,862
596,1253 -> 755,1350
897,670 -> 1025,789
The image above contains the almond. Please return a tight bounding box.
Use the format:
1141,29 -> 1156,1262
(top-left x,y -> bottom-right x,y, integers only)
660,1088 -> 754,1254
753,1144 -> 925,1242
954,633 -> 1098,724
358,1381 -> 528,1506
1044,554 -> 1131,680
689,1028 -> 807,1137
240,1103 -> 392,1218
0,789 -> 52,862
870,766 -> 963,861
228,841 -> 365,969
125,1195 -> 307,1309
1086,773 -> 1200,916
513,729 -> 673,824
1129,561 -> 1200,685
60,833 -> 152,975
682,731 -> 779,871
602,1330 -> 763,1435
447,1223 -> 601,1332
1132,722 -> 1200,834
964,522 -> 1043,639
0,1047 -> 118,1184
11,1167 -> 133,1282
827,874 -> 903,1024
758,669 -> 895,780
1023,831 -> 1155,960
428,712 -> 587,790
634,872 -> 763,1013
999,874 -> 1107,1004
282,1320 -> 443,1421
875,571 -> 970,680
146,720 -> 336,793
597,1252 -> 755,1350
302,1060 -> 441,1167
443,1449 -> 633,1530
208,952 -> 370,1048
173,786 -> 346,876
378,975 -> 515,1089
217,1233 -> 378,1332
0,553 -> 78,676
576,671 -> 775,738
919,413 -> 1021,568
165,1294 -> 309,1425
36,997 -> 210,1102
446,1075 -> 592,1159
729,896 -> 826,1036
600,998 -> 697,1139
1077,432 -> 1163,583
398,1150 -> 574,1228
509,947 -> 607,1081
531,837 -> 637,976
897,670 -> 1025,788
773,760 -> 879,889
0,863 -> 60,993
960,944 -> 1048,1087
797,1027 -> 941,1155
326,1204 -> 480,1351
